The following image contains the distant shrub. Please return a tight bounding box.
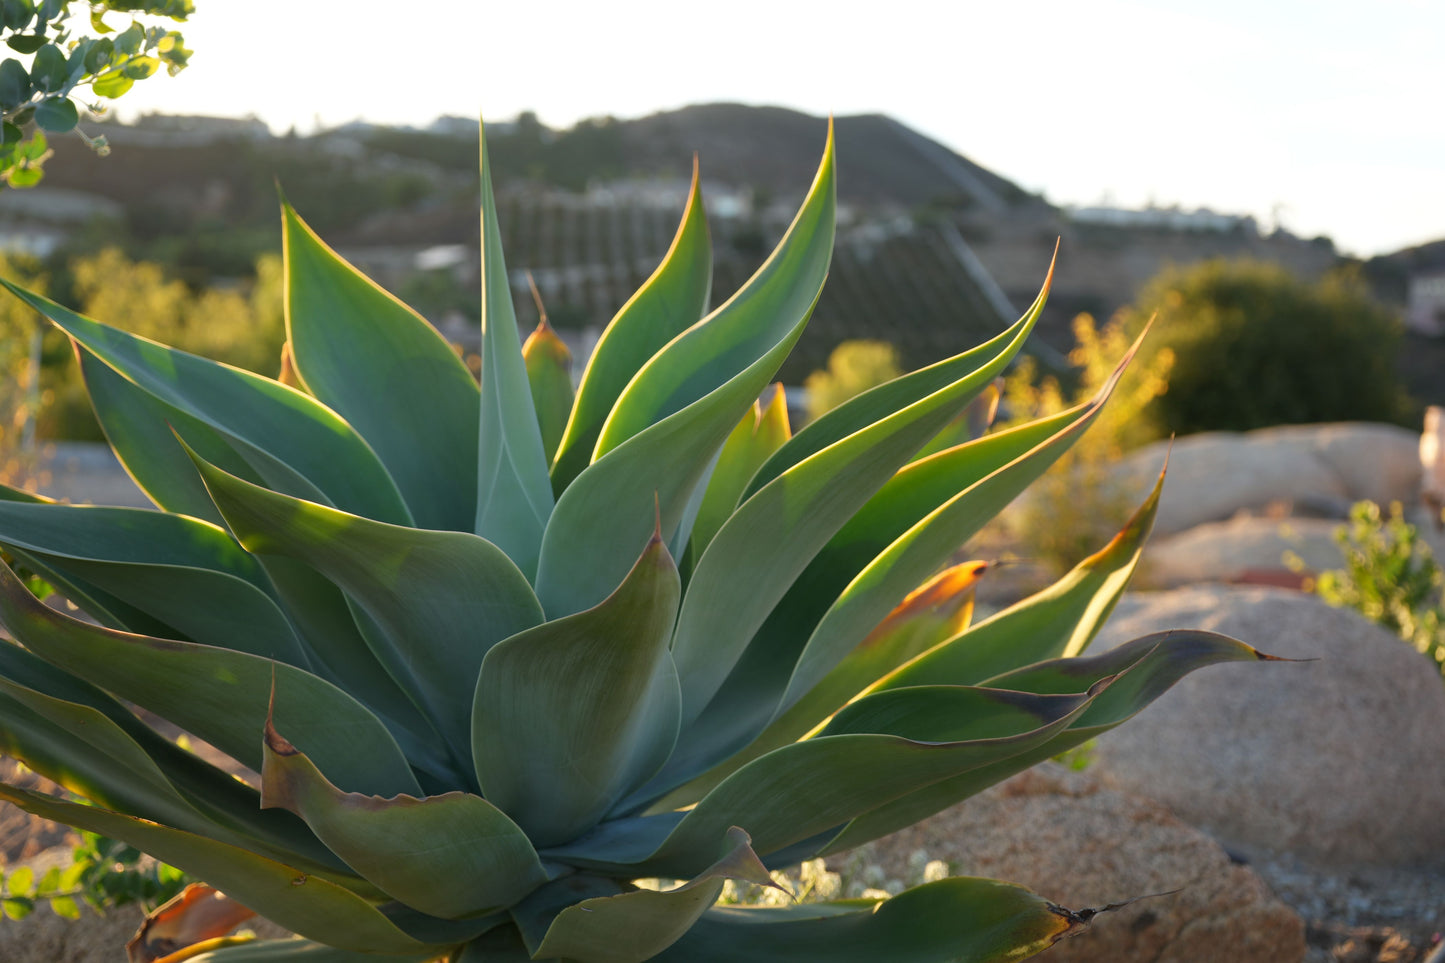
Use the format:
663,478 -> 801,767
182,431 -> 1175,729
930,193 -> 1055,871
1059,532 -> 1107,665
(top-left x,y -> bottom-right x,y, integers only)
1130,259 -> 1411,435
1309,500 -> 1445,676
1004,312 -> 1173,572
804,340 -> 902,422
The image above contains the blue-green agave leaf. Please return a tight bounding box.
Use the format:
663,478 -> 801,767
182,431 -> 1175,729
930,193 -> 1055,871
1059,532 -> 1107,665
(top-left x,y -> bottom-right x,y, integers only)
515,827 -> 775,963
0,281 -> 412,525
261,719 -> 548,920
0,556 -> 420,797
534,122 -> 835,619
821,630 -> 1275,853
550,157 -> 712,492
190,450 -> 544,762
283,202 -> 481,532
0,785 -> 432,955
475,526 -> 681,846
0,502 -> 310,665
475,122 -> 554,577
649,876 -> 1074,963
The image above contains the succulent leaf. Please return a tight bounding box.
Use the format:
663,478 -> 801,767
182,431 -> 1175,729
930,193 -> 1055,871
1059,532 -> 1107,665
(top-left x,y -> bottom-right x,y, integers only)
475,123 -> 554,577
0,557 -> 419,797
521,316 -> 575,465
190,447 -> 545,764
821,630 -> 1273,853
0,282 -> 413,525
517,827 -> 775,963
475,527 -> 681,845
649,876 -> 1074,963
0,784 -> 429,955
534,121 -> 835,620
551,157 -> 712,492
283,202 -> 482,533
261,721 -> 547,920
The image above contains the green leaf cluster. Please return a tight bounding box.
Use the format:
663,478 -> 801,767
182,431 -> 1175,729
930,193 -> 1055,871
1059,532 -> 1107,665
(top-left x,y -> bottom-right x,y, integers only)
0,0 -> 192,187
0,120 -> 1279,963
1310,499 -> 1445,675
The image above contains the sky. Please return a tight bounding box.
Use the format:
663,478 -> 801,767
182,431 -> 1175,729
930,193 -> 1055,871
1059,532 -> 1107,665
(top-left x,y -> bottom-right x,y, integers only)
112,0 -> 1443,259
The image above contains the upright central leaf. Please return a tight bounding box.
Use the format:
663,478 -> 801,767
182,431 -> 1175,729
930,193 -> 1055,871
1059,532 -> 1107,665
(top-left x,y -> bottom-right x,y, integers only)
475,122 -> 555,578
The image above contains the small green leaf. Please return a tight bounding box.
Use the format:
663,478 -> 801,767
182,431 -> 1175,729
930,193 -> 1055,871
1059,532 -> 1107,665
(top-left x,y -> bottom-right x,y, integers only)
27,42 -> 65,89
6,33 -> 44,54
7,864 -> 32,895
1,122 -> 20,144
33,95 -> 76,132
3,895 -> 34,920
90,67 -> 132,98
49,895 -> 80,919
114,22 -> 143,55
0,57 -> 30,107
120,54 -> 159,78
84,36 -> 113,72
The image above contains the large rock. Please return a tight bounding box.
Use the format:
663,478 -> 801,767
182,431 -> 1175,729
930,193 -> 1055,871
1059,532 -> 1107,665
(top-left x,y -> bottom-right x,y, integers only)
1118,423 -> 1421,537
870,764 -> 1305,963
1092,586 -> 1445,869
1141,516 -> 1344,587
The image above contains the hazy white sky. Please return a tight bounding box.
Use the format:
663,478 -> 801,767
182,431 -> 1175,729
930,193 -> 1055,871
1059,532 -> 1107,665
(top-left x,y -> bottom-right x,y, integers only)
113,0 -> 1442,258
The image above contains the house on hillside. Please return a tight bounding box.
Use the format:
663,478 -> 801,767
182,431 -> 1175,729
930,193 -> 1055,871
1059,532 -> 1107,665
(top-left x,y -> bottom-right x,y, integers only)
0,188 -> 122,258
1408,274 -> 1445,336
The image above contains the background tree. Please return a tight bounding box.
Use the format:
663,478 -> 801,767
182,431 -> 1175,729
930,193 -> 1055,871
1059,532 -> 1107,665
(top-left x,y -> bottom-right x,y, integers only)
1130,259 -> 1412,434
0,0 -> 192,188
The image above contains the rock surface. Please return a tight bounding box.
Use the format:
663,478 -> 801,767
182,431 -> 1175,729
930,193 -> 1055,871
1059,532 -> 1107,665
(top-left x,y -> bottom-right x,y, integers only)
869,764 -> 1305,963
1093,586 -> 1445,869
1119,423 -> 1421,537
1141,515 -> 1344,587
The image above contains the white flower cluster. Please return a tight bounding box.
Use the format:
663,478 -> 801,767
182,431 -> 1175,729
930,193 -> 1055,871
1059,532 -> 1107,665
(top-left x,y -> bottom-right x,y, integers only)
702,845 -> 952,907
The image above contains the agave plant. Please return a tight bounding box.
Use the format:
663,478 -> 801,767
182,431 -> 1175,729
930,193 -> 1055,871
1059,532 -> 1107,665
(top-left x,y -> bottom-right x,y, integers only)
0,121 -> 1279,963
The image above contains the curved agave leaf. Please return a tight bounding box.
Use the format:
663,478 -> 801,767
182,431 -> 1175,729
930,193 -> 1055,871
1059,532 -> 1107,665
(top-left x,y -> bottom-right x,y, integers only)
744,257 -> 1052,496
513,828 -> 774,963
639,561 -> 987,813
821,630 -> 1274,854
283,202 -> 481,533
522,318 -> 575,465
670,279 -> 1041,727
910,377 -> 1002,462
475,123 -> 554,577
778,328 -> 1148,717
476,527 -> 681,846
79,347 -> 261,525
649,876 -> 1074,963
534,122 -> 835,619
190,450 -> 544,761
639,348 -> 1126,805
556,685 -> 1100,878
0,557 -> 420,797
184,941 -> 437,963
0,502 -> 310,665
261,720 -> 548,920
0,640 -> 347,874
874,459 -> 1166,692
0,282 -> 413,526
551,158 -> 712,492
685,383 -> 790,571
0,785 -> 433,956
